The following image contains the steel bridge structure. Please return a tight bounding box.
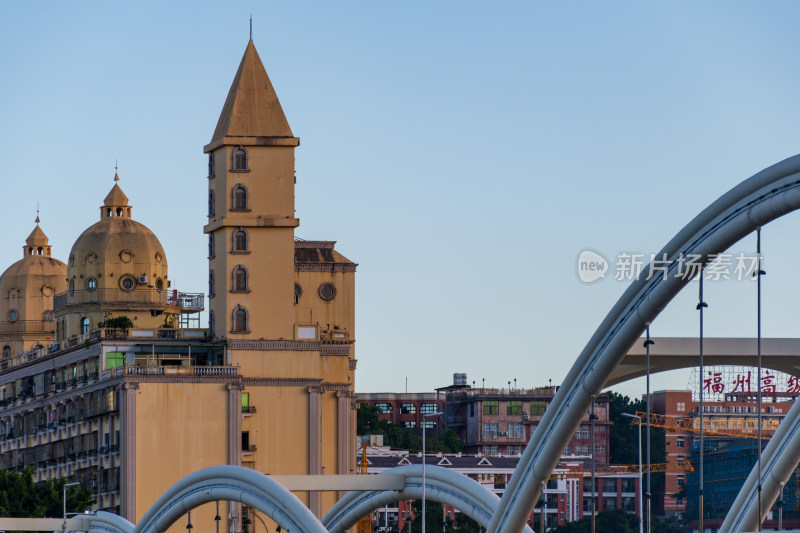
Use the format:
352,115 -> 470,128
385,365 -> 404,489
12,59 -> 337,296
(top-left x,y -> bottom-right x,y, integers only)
8,155 -> 800,532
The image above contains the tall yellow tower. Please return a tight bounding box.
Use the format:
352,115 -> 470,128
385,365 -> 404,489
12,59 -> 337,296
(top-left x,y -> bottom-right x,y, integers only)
204,39 -> 298,340
204,40 -> 357,521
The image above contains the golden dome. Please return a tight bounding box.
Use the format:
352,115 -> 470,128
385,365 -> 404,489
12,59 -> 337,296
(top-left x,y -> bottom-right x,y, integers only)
68,180 -> 168,294
0,223 -> 66,325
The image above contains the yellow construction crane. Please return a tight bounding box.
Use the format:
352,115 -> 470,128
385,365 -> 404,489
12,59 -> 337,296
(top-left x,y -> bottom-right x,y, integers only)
356,441 -> 372,533
631,411 -> 777,439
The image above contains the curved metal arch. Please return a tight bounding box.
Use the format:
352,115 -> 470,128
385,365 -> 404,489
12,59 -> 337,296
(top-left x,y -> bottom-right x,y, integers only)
323,465 -> 533,533
720,392 -> 800,532
130,465 -> 327,533
488,154 -> 800,533
87,511 -> 135,533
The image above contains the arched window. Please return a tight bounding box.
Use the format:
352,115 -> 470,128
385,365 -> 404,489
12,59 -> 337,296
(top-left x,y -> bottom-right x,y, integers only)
42,310 -> 53,321
209,270 -> 215,297
232,306 -> 248,332
231,185 -> 248,210
155,278 -> 164,292
209,310 -> 215,337
232,266 -> 248,292
208,234 -> 215,258
232,146 -> 248,170
294,283 -> 302,305
208,153 -> 215,178
232,228 -> 248,252
81,318 -> 90,334
69,278 -> 75,296
87,278 -> 97,291
208,189 -> 215,216
2,346 -> 10,359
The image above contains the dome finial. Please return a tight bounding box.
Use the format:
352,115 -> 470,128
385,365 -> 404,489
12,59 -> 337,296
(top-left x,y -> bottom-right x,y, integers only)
35,201 -> 40,225
114,160 -> 119,182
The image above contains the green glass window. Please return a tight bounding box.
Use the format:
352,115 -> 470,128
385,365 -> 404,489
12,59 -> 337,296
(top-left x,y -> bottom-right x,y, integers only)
507,400 -> 523,415
483,400 -> 499,415
530,400 -> 546,416
106,352 -> 124,370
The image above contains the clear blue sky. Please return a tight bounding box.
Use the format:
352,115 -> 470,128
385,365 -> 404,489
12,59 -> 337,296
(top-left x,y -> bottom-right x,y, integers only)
2,2 -> 800,399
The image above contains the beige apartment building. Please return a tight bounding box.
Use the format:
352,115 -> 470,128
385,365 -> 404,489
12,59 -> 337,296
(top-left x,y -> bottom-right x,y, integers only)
0,39 -> 357,532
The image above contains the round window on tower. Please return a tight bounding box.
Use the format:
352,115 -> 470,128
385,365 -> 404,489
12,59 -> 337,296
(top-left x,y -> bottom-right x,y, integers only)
318,283 -> 336,301
119,275 -> 137,292
8,310 -> 18,322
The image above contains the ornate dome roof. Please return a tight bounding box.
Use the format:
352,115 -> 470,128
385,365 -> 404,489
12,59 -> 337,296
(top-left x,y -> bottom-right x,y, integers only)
0,222 -> 66,323
67,177 -> 168,293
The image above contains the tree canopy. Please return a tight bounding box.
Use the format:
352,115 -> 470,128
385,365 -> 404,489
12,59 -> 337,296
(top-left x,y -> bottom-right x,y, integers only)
0,468 -> 94,520
357,403 -> 463,453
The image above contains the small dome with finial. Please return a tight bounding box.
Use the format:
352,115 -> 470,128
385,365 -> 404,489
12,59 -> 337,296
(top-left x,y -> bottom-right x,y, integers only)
101,171 -> 132,219
0,216 -> 67,345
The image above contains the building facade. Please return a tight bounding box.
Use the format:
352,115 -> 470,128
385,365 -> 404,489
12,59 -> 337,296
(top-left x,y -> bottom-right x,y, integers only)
359,447 -> 639,531
445,386 -> 611,463
0,39 -> 357,532
649,388 -> 797,523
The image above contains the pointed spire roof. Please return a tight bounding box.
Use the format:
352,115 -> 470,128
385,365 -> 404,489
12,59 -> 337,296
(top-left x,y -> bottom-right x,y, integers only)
25,224 -> 49,247
209,40 -> 296,147
104,183 -> 129,207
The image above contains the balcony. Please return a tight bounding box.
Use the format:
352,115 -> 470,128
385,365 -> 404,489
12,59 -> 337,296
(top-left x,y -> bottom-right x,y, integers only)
55,288 -> 168,309
99,327 -> 208,340
123,365 -> 237,377
54,288 -> 204,312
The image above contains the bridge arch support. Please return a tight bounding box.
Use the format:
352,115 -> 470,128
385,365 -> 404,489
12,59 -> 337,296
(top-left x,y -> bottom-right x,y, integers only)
323,465 -> 533,533
128,465 -> 327,533
489,154 -> 800,532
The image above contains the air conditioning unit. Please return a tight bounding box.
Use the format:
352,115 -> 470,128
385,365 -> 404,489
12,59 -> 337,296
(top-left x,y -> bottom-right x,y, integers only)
138,275 -> 149,283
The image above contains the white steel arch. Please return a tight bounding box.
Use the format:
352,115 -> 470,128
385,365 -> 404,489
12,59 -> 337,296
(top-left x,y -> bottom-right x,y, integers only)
489,154 -> 800,532
131,465 -> 327,533
322,465 -> 533,533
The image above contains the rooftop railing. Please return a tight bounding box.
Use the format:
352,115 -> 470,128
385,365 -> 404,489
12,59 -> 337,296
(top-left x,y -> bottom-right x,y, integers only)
54,288 -> 205,312
54,288 -> 167,309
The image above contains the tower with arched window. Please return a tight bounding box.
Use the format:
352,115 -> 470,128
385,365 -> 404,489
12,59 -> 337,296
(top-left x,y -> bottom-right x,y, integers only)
204,39 -> 358,520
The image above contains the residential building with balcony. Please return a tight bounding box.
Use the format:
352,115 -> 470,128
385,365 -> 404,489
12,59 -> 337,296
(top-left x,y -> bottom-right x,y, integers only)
0,38 -> 358,533
444,383 -> 612,463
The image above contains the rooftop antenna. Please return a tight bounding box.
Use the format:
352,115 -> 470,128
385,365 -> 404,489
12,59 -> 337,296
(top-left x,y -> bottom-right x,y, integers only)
250,15 -> 253,41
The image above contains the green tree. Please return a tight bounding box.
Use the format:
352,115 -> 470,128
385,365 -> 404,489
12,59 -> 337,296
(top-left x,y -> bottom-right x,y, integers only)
608,392 -> 666,487
405,499 -> 482,532
99,315 -> 134,329
0,468 -> 94,520
549,509 -> 640,533
357,403 -> 462,453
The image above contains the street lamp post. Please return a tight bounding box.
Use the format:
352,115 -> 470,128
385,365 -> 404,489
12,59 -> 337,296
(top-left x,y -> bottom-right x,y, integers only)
422,411 -> 444,533
621,413 -> 644,533
62,481 -> 80,533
